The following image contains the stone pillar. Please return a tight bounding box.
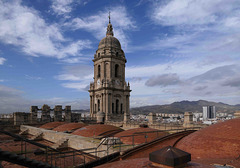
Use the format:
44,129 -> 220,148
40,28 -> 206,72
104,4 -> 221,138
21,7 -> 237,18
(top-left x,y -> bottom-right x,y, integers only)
109,93 -> 112,114
126,95 -> 130,115
96,111 -> 105,124
183,112 -> 193,128
93,95 -> 96,118
106,93 -> 110,121
124,95 -> 127,116
90,96 -> 93,118
54,105 -> 63,121
30,106 -> 38,123
104,61 -> 106,78
101,93 -> 104,112
65,106 -> 71,122
234,110 -> 240,118
13,112 -> 29,125
148,112 -> 156,125
103,93 -> 106,113
41,104 -> 51,122
124,111 -> 130,123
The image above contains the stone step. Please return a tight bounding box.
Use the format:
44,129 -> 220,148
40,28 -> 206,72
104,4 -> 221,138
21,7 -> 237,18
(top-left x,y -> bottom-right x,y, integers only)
52,138 -> 68,149
19,129 -> 28,135
29,132 -> 43,141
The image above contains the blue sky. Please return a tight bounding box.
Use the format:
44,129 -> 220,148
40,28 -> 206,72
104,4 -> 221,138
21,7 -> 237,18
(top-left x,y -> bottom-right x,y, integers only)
0,0 -> 240,113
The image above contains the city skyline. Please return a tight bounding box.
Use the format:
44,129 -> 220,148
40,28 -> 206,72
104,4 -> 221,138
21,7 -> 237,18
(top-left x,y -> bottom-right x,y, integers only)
0,0 -> 240,113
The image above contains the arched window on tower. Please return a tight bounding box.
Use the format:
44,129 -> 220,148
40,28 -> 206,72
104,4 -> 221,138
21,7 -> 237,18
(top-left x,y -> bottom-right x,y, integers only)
116,99 -> 119,114
121,104 -> 123,114
98,99 -> 100,112
112,103 -> 114,114
98,65 -> 101,78
116,52 -> 118,57
98,53 -> 100,57
115,64 -> 119,77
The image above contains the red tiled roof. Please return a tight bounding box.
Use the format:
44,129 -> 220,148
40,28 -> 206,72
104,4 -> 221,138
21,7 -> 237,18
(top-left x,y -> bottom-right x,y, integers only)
53,123 -> 86,132
95,158 -> 213,168
0,134 -> 13,141
176,118 -> 240,160
114,128 -> 168,145
39,122 -> 65,129
71,124 -> 123,137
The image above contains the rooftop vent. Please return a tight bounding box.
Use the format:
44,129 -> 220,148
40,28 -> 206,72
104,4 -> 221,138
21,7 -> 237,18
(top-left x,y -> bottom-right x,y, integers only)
139,124 -> 148,128
149,146 -> 191,167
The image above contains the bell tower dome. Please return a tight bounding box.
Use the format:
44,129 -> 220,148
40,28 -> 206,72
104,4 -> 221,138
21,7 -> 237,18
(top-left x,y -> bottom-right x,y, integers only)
89,13 -> 131,122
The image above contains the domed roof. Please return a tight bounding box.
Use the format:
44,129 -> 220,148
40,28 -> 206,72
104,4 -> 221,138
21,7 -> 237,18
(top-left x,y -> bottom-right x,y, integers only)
115,128 -> 168,145
53,122 -> 86,132
71,124 -> 123,137
95,158 -> 212,168
176,118 -> 240,160
98,35 -> 121,49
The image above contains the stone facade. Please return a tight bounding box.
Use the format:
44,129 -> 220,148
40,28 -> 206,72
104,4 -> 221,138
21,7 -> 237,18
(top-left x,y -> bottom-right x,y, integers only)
89,17 -> 131,122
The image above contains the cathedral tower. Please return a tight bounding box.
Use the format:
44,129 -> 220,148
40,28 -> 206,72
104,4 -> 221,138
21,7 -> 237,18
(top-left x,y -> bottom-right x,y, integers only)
89,15 -> 131,121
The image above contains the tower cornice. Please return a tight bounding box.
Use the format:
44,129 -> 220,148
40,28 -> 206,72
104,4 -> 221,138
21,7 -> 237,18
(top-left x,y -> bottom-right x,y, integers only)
92,55 -> 126,63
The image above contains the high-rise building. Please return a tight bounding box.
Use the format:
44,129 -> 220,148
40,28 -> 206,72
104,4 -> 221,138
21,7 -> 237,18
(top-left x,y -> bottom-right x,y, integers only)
203,106 -> 216,120
89,15 -> 131,121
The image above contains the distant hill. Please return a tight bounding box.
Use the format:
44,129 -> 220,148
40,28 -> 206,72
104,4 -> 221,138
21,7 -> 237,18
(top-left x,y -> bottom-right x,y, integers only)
130,100 -> 240,115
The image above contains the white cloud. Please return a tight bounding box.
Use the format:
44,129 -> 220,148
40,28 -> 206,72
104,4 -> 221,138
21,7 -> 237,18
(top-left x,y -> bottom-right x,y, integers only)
0,84 -> 89,113
125,62 -> 240,106
152,0 -> 240,26
51,0 -> 74,16
65,6 -> 136,50
54,58 -> 240,106
56,65 -> 93,81
60,57 -> 90,64
126,59 -> 232,80
58,40 -> 91,59
51,0 -> 87,16
25,75 -> 42,80
62,82 -> 89,91
0,0 -> 90,62
131,0 -> 240,70
55,64 -> 93,91
145,73 -> 181,87
0,57 -> 6,65
0,84 -> 28,113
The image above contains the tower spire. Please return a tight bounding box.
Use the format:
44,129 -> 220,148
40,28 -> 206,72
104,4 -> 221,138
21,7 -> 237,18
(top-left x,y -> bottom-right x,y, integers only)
106,11 -> 114,36
108,11 -> 111,24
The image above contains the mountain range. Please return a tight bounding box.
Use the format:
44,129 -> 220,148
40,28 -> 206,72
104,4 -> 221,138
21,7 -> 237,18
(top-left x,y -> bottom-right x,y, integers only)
130,100 -> 240,115
73,100 -> 240,115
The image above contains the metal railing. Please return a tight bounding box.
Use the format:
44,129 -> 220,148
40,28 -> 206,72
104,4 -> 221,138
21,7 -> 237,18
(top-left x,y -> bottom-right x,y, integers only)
0,125 -> 202,168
